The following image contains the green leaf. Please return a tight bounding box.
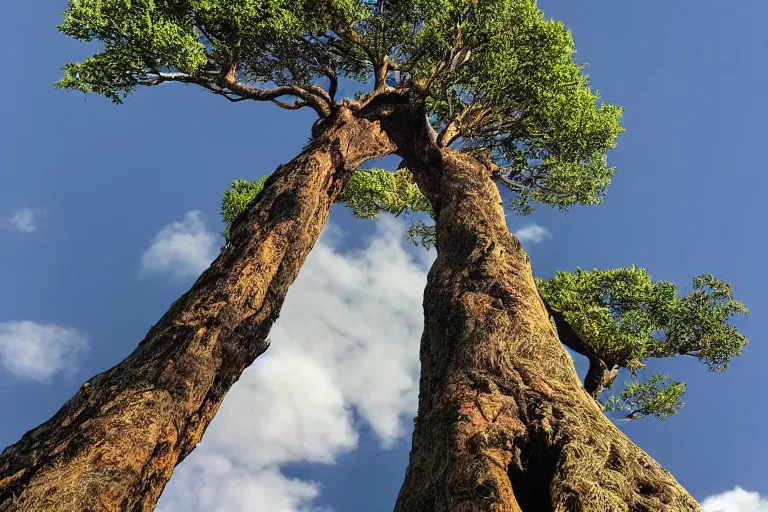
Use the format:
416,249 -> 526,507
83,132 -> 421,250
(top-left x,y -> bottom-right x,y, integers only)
603,374 -> 686,421
220,167 -> 435,246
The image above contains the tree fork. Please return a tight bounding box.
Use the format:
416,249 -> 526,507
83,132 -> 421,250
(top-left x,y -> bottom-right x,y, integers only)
393,146 -> 700,512
0,106 -> 395,512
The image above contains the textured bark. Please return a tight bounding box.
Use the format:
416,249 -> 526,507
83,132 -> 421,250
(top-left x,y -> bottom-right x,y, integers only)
393,144 -> 700,511
0,106 -> 395,512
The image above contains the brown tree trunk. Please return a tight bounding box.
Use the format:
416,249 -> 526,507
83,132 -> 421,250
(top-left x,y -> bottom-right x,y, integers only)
394,146 -> 700,511
0,106 -> 395,512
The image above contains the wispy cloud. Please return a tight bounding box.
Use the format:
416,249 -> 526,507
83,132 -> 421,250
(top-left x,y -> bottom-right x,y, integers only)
514,223 -> 551,245
140,210 -> 219,279
702,487 -> 768,512
158,216 -> 429,511
0,321 -> 89,383
3,208 -> 45,233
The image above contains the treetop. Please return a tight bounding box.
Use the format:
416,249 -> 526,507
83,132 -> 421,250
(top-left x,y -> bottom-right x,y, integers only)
58,0 -> 623,214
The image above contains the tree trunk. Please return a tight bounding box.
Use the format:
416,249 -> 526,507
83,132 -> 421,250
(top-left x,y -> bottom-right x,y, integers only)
394,148 -> 700,512
0,106 -> 395,512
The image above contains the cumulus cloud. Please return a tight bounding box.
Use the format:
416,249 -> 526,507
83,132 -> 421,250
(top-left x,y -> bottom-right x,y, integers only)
513,223 -> 551,245
0,321 -> 89,383
140,210 -> 219,278
702,487 -> 768,512
3,208 -> 44,233
157,457 -> 327,512
158,216 -> 429,511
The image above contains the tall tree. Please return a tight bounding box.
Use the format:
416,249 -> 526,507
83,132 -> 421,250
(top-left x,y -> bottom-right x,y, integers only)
0,0 -> 733,510
334,1 -> 724,508
0,1 -> 400,510
386,136 -> 703,511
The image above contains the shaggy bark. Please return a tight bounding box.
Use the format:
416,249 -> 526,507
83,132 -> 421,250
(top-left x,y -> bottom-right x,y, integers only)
0,106 -> 394,512
393,141 -> 700,511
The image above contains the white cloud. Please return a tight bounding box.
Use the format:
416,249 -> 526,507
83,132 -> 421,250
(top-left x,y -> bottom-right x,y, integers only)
0,321 -> 89,383
3,208 -> 44,233
158,215 -> 429,511
157,458 -> 327,512
513,223 -> 551,245
140,210 -> 219,278
702,487 -> 768,512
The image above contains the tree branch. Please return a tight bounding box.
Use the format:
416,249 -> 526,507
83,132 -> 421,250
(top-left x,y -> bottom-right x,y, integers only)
193,16 -> 217,49
327,73 -> 339,102
270,98 -> 309,110
143,71 -> 332,116
543,297 -> 593,359
437,105 -> 492,147
300,37 -> 341,104
541,296 -> 614,397
493,171 -> 527,191
142,42 -> 338,116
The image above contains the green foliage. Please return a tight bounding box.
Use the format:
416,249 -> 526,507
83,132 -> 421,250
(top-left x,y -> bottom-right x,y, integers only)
58,0 -> 206,102
57,0 -> 368,103
58,0 -> 623,213
220,168 -> 435,246
426,0 -> 624,213
537,266 -> 748,420
405,220 -> 436,249
220,176 -> 268,238
338,168 -> 434,219
658,274 -> 750,371
603,374 -> 686,421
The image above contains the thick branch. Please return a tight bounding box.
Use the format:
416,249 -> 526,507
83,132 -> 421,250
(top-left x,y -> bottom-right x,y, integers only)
144,71 -> 333,117
270,98 -> 309,110
220,76 -> 332,117
327,73 -> 339,102
493,170 -> 527,191
374,56 -> 390,91
541,296 -> 616,397
437,105 -> 492,147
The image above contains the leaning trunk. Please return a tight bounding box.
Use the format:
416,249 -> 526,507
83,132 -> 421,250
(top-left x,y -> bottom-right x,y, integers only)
0,107 -> 394,512
395,149 -> 699,511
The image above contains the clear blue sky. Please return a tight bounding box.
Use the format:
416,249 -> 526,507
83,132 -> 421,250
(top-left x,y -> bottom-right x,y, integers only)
1,1 -> 766,510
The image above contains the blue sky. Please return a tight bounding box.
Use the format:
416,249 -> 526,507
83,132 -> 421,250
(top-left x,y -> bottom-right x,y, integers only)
1,1 -> 767,511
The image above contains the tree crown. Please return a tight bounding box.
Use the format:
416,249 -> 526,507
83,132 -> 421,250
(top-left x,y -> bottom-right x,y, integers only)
59,0 -> 623,214
537,267 -> 749,420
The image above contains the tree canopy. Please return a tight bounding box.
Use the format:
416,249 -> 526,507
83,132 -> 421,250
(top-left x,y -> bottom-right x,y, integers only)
537,267 -> 749,420
58,0 -> 623,214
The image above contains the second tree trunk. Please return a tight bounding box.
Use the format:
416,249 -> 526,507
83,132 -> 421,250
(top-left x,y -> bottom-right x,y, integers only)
394,149 -> 700,512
